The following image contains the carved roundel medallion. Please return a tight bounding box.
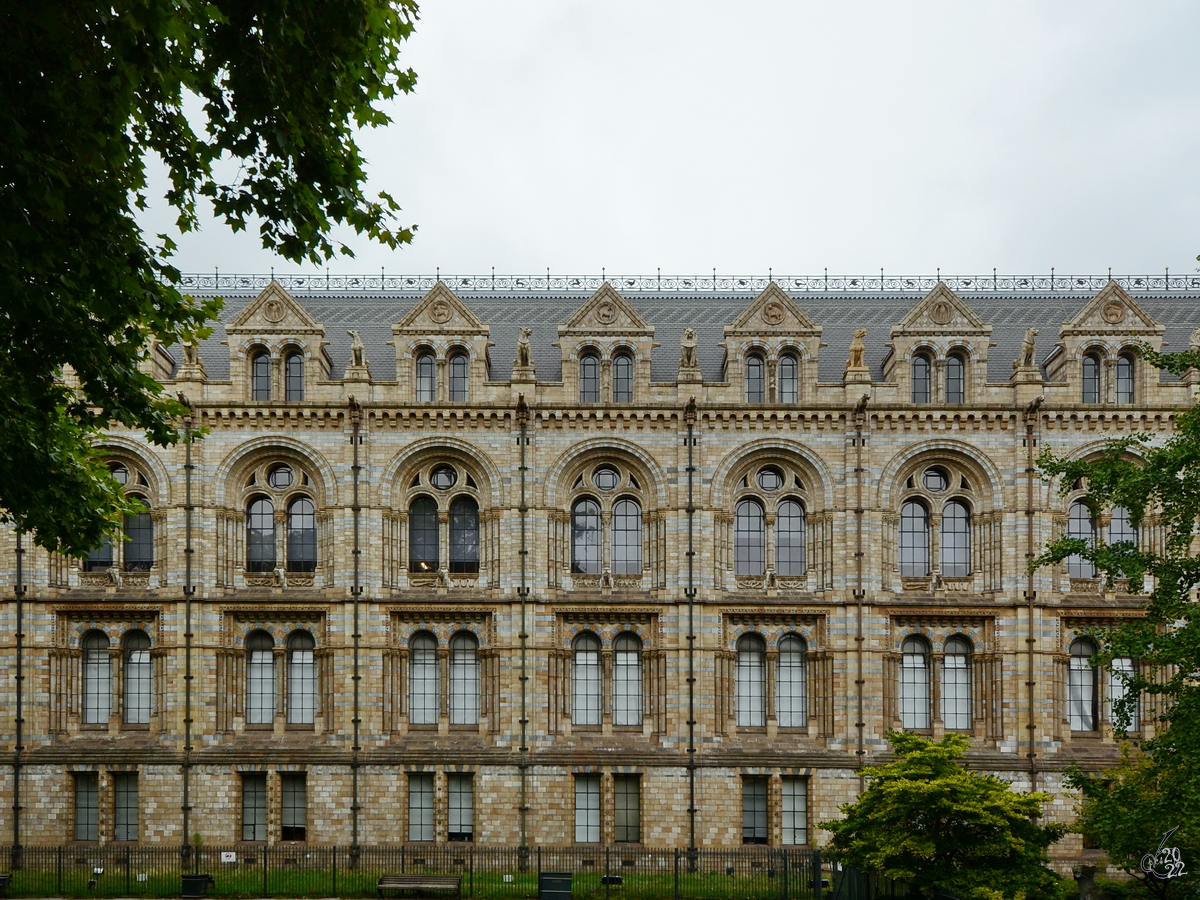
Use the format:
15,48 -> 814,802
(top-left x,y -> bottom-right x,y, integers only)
929,300 -> 953,325
430,299 -> 453,324
596,301 -> 617,324
263,298 -> 286,323
1102,300 -> 1126,324
761,301 -> 785,326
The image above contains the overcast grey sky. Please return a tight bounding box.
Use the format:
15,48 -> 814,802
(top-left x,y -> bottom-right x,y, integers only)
144,1 -> 1200,279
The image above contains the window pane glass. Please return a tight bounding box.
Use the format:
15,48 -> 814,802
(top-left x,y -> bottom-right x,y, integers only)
573,634 -> 601,726
781,777 -> 807,845
777,636 -> 808,728
940,500 -> 971,577
416,353 -> 436,402
745,355 -> 764,403
247,632 -> 275,725
450,633 -> 479,725
1107,657 -> 1139,732
408,773 -> 434,842
571,499 -> 601,575
613,633 -> 642,726
1069,639 -> 1097,731
1109,506 -> 1138,546
114,773 -> 138,841
580,354 -> 600,403
285,353 -> 304,402
1116,355 -> 1134,403
124,631 -> 152,725
613,354 -> 633,403
612,498 -> 642,575
592,466 -> 619,491
242,773 -> 267,841
75,773 -> 99,841
83,632 -> 111,724
252,352 -> 271,401
735,499 -> 765,576
741,777 -> 767,844
900,637 -> 930,730
409,497 -> 439,572
450,497 -> 480,574
946,354 -> 965,403
776,499 -> 806,576
281,773 -> 307,841
85,535 -> 115,572
287,497 -> 317,573
614,775 -> 640,843
449,353 -> 469,402
779,354 -> 798,404
288,632 -> 316,725
1082,354 -> 1100,403
900,500 -> 930,577
449,773 -> 474,841
123,508 -> 154,571
912,354 -> 931,403
575,774 -> 601,843
409,633 -> 439,726
736,635 -> 765,727
1067,500 -> 1097,578
268,465 -> 294,489
942,637 -> 972,730
246,497 -> 276,572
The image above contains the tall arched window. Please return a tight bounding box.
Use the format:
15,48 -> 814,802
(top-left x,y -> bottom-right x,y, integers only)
945,353 -> 965,404
287,497 -> 317,572
449,351 -> 469,402
735,499 -> 766,576
572,633 -> 601,726
285,352 -> 304,401
252,351 -> 271,401
123,502 -> 154,571
571,498 -> 601,575
246,497 -> 276,572
246,631 -> 275,725
1116,353 -> 1135,404
613,353 -> 633,403
941,636 -> 972,730
409,632 -> 439,725
1108,657 -> 1138,732
899,636 -> 930,730
1082,352 -> 1101,404
745,354 -> 765,404
940,500 -> 971,577
123,630 -> 152,725
779,353 -> 798,404
85,535 -> 115,572
776,499 -> 807,576
82,631 -> 111,724
1069,638 -> 1098,732
911,352 -> 931,404
1109,506 -> 1138,546
736,634 -> 766,727
450,632 -> 479,725
449,497 -> 480,574
415,351 -> 436,402
409,496 -> 439,573
613,632 -> 642,726
612,498 -> 642,575
900,500 -> 930,577
777,635 -> 808,728
1067,500 -> 1097,578
287,631 -> 316,725
579,352 -> 600,403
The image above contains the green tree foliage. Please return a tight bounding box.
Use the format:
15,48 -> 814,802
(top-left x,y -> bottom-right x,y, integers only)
820,732 -> 1065,900
1036,346 -> 1200,897
0,1 -> 417,554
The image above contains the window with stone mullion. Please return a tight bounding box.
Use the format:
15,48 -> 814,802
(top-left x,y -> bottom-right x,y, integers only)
572,634 -> 602,726
408,773 -> 435,842
736,635 -> 766,728
614,775 -> 640,843
574,774 -> 601,843
409,633 -> 439,726
776,636 -> 808,728
113,773 -> 138,841
941,637 -> 972,730
448,773 -> 474,841
899,637 -> 931,730
123,631 -> 152,725
450,633 -> 480,726
735,499 -> 766,576
612,498 -> 642,576
612,634 -> 643,727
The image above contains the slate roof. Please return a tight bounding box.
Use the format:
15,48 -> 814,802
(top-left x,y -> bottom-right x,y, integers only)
185,287 -> 1200,386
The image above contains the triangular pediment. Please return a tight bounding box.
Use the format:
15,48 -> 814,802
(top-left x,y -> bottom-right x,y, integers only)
560,284 -> 652,334
1061,282 -> 1164,336
227,281 -> 323,333
893,283 -> 989,336
725,283 -> 819,336
394,282 -> 487,334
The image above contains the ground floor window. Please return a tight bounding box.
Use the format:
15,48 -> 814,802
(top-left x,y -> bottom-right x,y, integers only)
74,773 -> 99,842
781,777 -> 807,846
242,773 -> 267,842
614,775 -> 640,843
409,773 -> 435,842
575,774 -> 601,843
742,777 -> 768,845
113,773 -> 138,842
281,773 -> 307,841
448,773 -> 474,842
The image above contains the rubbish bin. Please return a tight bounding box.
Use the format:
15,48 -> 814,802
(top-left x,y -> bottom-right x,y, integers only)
181,873 -> 214,898
539,871 -> 572,900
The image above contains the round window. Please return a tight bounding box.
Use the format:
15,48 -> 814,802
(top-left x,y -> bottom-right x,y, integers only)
593,466 -> 620,491
431,465 -> 458,490
923,467 -> 949,493
110,464 -> 129,486
757,466 -> 784,491
268,465 -> 294,489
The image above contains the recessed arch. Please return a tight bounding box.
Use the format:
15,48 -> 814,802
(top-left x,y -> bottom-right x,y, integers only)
379,437 -> 503,510
214,437 -> 337,508
543,437 -> 669,510
876,439 -> 1005,511
93,437 -> 171,505
709,438 -> 834,511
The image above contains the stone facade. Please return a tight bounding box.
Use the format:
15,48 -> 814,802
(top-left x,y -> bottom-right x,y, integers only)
1,276 -> 1198,871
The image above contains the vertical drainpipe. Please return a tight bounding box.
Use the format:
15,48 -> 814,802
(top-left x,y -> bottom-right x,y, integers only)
684,398 -> 697,855
182,400 -> 195,856
350,398 -> 363,859
516,395 -> 530,860
852,394 -> 869,790
12,528 -> 25,868
1024,397 -> 1043,792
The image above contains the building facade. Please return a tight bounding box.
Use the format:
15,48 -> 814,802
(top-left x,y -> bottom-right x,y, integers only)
1,274 -> 1197,862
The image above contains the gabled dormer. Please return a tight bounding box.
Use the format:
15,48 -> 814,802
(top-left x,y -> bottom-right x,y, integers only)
225,281 -> 331,403
1045,281 -> 1165,405
391,282 -> 492,404
556,284 -> 657,405
721,283 -> 822,405
884,283 -> 992,405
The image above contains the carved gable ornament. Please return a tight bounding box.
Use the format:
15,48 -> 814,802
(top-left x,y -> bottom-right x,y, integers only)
226,281 -> 324,336
1060,281 -> 1164,339
725,283 -> 820,338
393,282 -> 489,338
892,282 -> 990,339
560,283 -> 653,337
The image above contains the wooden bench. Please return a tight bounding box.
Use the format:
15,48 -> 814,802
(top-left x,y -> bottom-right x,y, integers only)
0,873 -> 11,897
377,873 -> 462,899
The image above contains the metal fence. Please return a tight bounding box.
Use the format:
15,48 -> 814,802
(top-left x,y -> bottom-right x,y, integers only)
1,845 -> 826,899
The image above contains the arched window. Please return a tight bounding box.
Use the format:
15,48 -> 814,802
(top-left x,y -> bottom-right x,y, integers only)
779,353 -> 798,404
285,352 -> 304,402
777,635 -> 808,728
1069,638 -> 1098,732
571,498 -> 601,575
735,499 -> 766,576
415,351 -> 436,402
1109,506 -> 1138,546
940,500 -> 971,577
946,352 -> 965,404
941,636 -> 972,730
1082,352 -> 1101,404
449,351 -> 469,402
123,630 -> 152,725
123,502 -> 154,571
736,634 -> 766,727
745,354 -> 765,404
246,497 -> 276,572
85,535 -> 115,572
899,636 -> 930,730
287,497 -> 317,572
449,497 -> 480,574
82,631 -> 111,725
899,500 -> 930,577
572,633 -> 601,726
579,352 -> 600,403
246,630 -> 275,725
409,632 -> 439,725
613,633 -> 642,726
1067,500 -> 1097,578
911,352 -> 931,404
1116,353 -> 1135,404
252,351 -> 271,401
612,498 -> 642,575
450,632 -> 479,725
1108,657 -> 1138,732
287,631 -> 316,725
776,499 -> 807,576
613,353 -> 633,403
409,496 -> 439,573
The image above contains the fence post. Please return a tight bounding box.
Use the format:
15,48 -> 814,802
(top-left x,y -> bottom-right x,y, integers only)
56,846 -> 63,896
469,846 -> 474,899
332,846 -> 337,896
812,850 -> 821,900
780,849 -> 787,900
263,844 -> 269,897
402,845 -> 406,874
605,846 -> 611,900
674,848 -> 679,900
125,845 -> 132,895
